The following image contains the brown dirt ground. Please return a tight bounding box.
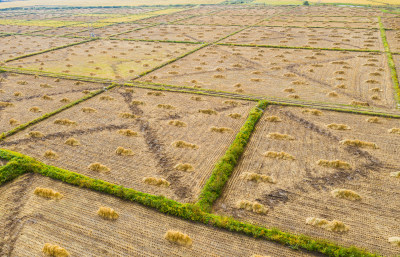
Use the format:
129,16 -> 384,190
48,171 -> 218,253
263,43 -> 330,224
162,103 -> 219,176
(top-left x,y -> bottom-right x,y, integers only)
115,24 -> 241,43
1,87 -> 253,203
223,26 -> 383,51
382,17 -> 400,30
7,40 -> 199,80
0,73 -> 106,134
214,105 -> 400,256
140,45 -> 396,109
0,35 -> 82,62
0,173 -> 318,257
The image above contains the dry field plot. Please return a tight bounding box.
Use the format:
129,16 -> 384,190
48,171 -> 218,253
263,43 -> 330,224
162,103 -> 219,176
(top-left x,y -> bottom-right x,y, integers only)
7,40 -> 199,80
140,45 -> 395,109
212,7 -> 281,16
273,15 -> 377,23
0,174 -> 315,257
0,73 -> 105,134
31,26 -> 90,37
178,15 -> 266,26
0,24 -> 51,34
72,23 -> 145,38
214,105 -> 400,256
6,13 -> 66,20
280,6 -> 383,16
1,87 -> 252,203
382,17 -> 400,30
259,20 -> 378,29
115,24 -> 241,43
0,35 -> 82,62
223,27 -> 383,51
386,30 -> 400,53
134,13 -> 193,24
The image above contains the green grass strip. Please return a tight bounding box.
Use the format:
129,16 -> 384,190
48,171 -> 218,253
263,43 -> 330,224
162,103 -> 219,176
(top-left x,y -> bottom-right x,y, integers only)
217,42 -> 382,53
0,148 -> 379,257
196,100 -> 268,212
378,16 -> 400,107
3,38 -> 97,63
0,83 -> 116,141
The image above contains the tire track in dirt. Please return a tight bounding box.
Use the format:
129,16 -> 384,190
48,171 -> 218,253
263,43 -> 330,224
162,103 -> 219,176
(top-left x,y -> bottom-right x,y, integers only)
119,90 -> 192,199
258,107 -> 382,208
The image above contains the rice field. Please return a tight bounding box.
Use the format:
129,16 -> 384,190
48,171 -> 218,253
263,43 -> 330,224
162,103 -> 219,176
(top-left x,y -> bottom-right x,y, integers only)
0,3 -> 400,257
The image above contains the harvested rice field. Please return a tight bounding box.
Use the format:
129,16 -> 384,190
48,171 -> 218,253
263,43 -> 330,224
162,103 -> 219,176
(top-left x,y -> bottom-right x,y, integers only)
0,174 -> 315,257
1,87 -> 252,202
1,3 -> 400,257
214,105 -> 400,256
0,35 -> 82,62
0,73 -> 105,134
140,45 -> 396,109
115,24 -> 241,43
223,27 -> 383,51
7,40 -> 199,80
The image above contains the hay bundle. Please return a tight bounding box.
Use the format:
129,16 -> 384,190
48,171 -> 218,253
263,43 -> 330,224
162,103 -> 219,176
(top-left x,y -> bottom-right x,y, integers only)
317,159 -> 351,170
340,139 -> 378,149
388,128 -> 400,134
42,95 -> 54,100
266,116 -> 281,122
0,102 -> 13,107
34,187 -> 63,200
9,118 -> 18,125
143,177 -> 170,187
172,140 -> 198,149
44,150 -> 58,159
228,113 -> 241,119
81,107 -> 96,113
29,106 -> 41,113
17,80 -> 28,85
390,171 -> 400,178
119,113 -> 138,119
174,163 -> 194,172
100,95 -> 114,101
327,91 -> 338,97
14,92 -> 22,97
115,147 -> 134,156
169,120 -> 187,127
60,98 -> 70,103
164,230 -> 192,246
388,237 -> 400,246
28,131 -> 44,138
336,84 -> 346,89
302,109 -> 322,116
40,83 -> 52,88
210,127 -> 233,133
131,100 -> 145,105
223,100 -> 240,106
366,117 -> 379,123
326,123 -> 350,130
283,88 -> 295,93
157,104 -> 175,109
264,151 -> 295,160
118,129 -> 138,137
97,206 -> 119,220
306,217 -> 349,232
331,188 -> 361,201
267,132 -> 294,140
240,172 -> 275,183
42,243 -> 70,257
199,109 -> 217,115
88,163 -> 110,173
370,87 -> 382,92
54,119 -> 76,126
191,96 -> 202,101
65,138 -> 80,146
236,200 -> 268,214
350,100 -> 369,107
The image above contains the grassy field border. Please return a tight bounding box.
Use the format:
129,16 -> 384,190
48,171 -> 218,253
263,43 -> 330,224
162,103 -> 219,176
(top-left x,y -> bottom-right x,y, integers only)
378,16 -> 400,107
0,145 -> 379,257
196,100 -> 268,212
